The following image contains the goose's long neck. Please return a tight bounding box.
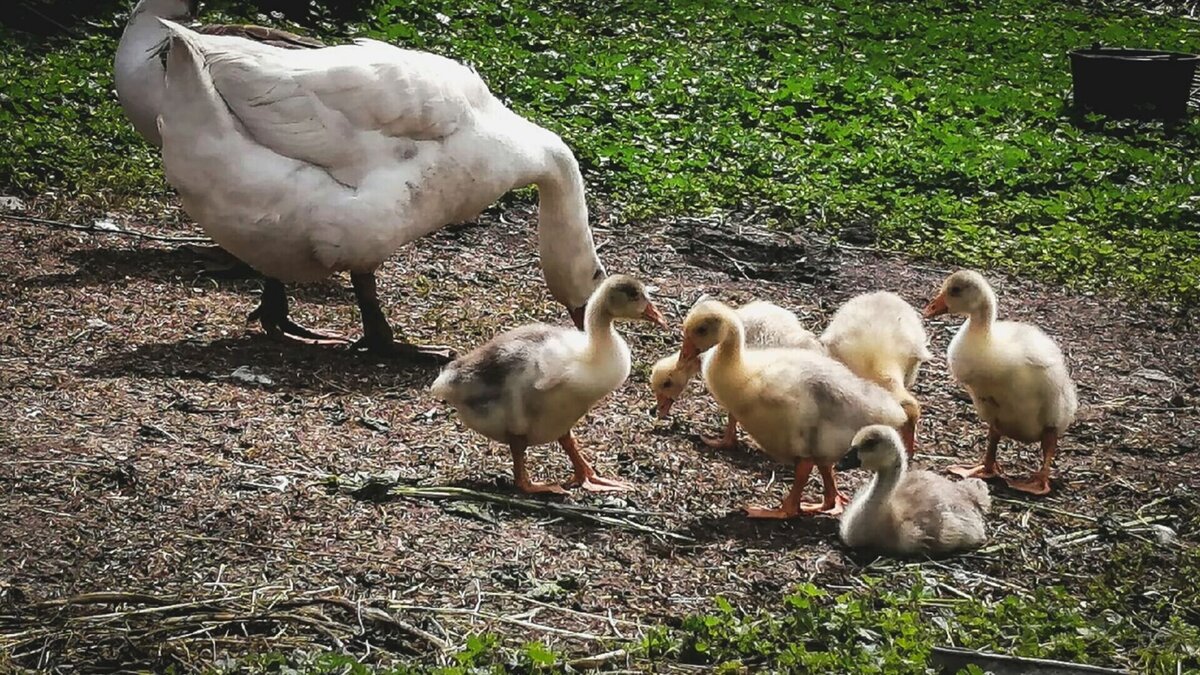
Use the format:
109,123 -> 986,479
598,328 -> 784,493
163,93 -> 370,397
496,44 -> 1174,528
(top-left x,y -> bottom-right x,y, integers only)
534,140 -> 596,306
965,288 -> 998,337
114,3 -> 184,147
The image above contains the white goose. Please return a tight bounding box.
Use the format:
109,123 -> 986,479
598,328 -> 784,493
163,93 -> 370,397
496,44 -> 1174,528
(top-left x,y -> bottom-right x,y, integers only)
114,0 -> 322,274
150,19 -> 605,357
115,0 -> 323,149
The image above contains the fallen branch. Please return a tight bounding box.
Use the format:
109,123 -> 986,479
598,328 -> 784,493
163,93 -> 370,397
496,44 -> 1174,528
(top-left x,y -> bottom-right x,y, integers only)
1044,514 -> 1173,547
2,212 -> 211,245
333,476 -> 694,543
1,586 -> 449,658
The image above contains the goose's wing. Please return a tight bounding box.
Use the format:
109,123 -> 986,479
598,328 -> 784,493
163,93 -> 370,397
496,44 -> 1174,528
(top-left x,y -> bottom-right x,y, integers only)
172,25 -> 491,178
196,23 -> 324,49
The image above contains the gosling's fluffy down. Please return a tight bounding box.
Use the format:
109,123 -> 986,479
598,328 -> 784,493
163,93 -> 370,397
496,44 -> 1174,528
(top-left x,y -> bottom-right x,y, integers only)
431,274 -> 664,446
820,291 -> 931,392
839,426 -> 991,556
649,299 -> 822,412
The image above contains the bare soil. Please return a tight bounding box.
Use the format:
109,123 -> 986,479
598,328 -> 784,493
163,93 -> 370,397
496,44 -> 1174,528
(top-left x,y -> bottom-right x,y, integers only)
1,205 -> 1197,670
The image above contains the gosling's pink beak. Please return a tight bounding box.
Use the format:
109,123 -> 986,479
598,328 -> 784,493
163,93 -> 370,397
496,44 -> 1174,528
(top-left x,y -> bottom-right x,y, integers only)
655,393 -> 675,418
923,293 -> 949,318
641,301 -> 668,329
679,338 -> 699,362
569,305 -> 586,330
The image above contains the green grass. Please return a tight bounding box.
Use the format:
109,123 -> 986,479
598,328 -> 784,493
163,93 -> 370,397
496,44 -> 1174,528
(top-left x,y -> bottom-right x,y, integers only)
2,1 -> 1199,302
3,0 -> 1200,302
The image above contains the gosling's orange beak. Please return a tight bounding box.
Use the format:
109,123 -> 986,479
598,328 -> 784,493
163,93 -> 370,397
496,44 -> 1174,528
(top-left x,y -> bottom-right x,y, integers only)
923,293 -> 949,318
654,392 -> 675,418
641,302 -> 669,329
679,338 -> 699,362
569,305 -> 586,330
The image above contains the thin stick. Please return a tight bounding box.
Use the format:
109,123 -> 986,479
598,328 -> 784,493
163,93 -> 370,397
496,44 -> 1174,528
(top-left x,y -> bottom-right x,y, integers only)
390,604 -> 607,641
2,213 -> 211,244
569,648 -> 629,669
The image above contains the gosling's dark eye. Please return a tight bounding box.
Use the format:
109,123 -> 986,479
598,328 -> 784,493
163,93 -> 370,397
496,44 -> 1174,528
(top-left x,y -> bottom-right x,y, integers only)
663,378 -> 674,388
592,268 -> 604,281
948,285 -> 962,297
624,289 -> 641,301
696,325 -> 708,336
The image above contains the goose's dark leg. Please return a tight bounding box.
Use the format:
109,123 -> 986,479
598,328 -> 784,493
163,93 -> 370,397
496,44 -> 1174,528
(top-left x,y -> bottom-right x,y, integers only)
248,278 -> 347,344
349,271 -> 455,361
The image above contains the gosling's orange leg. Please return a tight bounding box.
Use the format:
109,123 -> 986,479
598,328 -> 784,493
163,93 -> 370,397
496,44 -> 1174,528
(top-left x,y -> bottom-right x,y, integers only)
897,392 -> 920,458
702,415 -> 739,451
899,416 -> 918,458
509,438 -> 567,495
948,425 -> 1005,479
560,433 -> 632,492
1005,429 -> 1057,496
800,464 -> 849,516
745,460 -> 817,519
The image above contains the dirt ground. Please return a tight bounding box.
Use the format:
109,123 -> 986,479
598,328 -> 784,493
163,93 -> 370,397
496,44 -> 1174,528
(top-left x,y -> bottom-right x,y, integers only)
0,204 -> 1197,670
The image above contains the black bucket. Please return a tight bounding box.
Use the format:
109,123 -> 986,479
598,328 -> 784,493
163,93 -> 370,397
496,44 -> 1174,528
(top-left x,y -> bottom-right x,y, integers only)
1070,46 -> 1199,120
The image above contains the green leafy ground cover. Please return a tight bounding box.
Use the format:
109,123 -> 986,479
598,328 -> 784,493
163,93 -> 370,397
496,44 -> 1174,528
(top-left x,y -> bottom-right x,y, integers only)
2,0 -> 1199,302
207,540 -> 1200,673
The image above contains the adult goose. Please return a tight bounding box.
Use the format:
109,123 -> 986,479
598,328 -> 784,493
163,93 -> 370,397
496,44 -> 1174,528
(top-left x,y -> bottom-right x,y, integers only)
148,19 -> 605,357
114,0 -> 322,276
115,0 -> 323,149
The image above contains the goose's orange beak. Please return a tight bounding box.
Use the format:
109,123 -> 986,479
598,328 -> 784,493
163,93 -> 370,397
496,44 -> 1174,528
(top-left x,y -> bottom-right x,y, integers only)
569,305 -> 586,330
655,392 -> 675,418
923,293 -> 949,318
642,302 -> 668,329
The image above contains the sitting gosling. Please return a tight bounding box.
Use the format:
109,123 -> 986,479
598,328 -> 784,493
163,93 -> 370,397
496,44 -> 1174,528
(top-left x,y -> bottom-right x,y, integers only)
838,425 -> 991,556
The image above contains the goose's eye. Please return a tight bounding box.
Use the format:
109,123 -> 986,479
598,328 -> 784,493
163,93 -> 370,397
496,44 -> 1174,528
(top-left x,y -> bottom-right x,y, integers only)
948,285 -> 962,297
